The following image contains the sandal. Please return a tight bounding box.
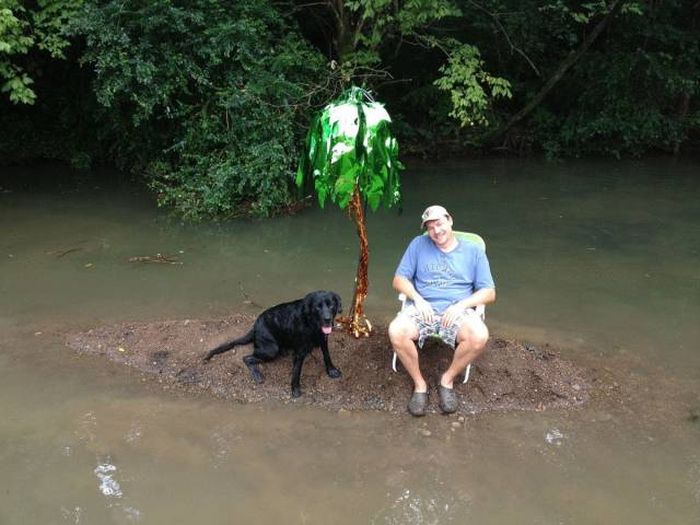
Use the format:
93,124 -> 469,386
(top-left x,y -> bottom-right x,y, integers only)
438,385 -> 458,414
407,391 -> 428,417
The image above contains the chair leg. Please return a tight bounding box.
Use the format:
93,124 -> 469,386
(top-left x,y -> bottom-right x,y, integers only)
462,364 -> 471,384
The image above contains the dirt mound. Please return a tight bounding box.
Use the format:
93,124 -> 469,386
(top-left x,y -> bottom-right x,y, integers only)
66,315 -> 591,415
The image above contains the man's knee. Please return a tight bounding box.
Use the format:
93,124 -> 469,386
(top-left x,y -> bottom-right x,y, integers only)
388,316 -> 417,345
472,325 -> 489,350
457,319 -> 489,350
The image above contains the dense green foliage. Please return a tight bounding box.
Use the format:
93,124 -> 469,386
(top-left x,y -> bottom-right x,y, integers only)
533,0 -> 699,157
293,0 -> 514,146
0,0 -> 83,104
434,42 -> 512,127
1,0 -> 698,220
377,0 -> 699,157
73,0 -> 327,220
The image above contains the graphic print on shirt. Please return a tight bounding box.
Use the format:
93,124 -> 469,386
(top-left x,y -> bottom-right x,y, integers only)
424,256 -> 460,289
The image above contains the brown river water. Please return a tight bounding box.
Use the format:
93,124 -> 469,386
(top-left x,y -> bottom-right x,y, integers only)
1,159 -> 699,524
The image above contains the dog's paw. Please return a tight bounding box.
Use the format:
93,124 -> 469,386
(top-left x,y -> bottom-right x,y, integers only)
327,368 -> 342,379
291,387 -> 302,398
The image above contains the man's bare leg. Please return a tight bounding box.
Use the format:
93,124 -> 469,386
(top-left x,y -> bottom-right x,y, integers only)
388,316 -> 427,392
440,315 -> 489,389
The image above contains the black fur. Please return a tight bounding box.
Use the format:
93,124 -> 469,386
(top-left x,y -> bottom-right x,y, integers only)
203,291 -> 342,397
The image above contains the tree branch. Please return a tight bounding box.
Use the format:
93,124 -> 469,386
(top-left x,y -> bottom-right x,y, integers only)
486,0 -> 627,146
467,0 -> 540,77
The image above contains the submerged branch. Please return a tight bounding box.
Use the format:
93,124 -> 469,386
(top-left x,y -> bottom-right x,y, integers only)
128,253 -> 183,265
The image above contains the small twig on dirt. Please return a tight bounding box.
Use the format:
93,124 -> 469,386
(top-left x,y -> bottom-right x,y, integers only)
128,253 -> 183,265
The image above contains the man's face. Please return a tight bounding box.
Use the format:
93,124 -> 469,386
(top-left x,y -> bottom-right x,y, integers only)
425,216 -> 454,248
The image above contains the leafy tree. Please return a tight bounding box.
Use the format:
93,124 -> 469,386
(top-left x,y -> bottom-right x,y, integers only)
434,41 -> 512,127
293,0 -> 460,70
293,0 -> 511,129
3,0 -> 698,186
0,0 -> 83,104
296,86 -> 403,337
538,0 -> 699,157
486,0 -> 630,147
446,0 -> 698,156
73,0 -> 328,219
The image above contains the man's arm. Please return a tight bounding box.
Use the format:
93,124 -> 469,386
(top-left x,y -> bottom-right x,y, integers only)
392,275 -> 419,300
455,287 -> 496,310
393,275 -> 435,322
441,287 -> 496,327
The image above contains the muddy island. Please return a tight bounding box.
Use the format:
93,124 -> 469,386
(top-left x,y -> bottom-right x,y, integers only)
67,314 -> 593,415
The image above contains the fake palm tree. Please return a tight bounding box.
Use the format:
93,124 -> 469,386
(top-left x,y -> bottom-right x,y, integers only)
296,86 -> 403,337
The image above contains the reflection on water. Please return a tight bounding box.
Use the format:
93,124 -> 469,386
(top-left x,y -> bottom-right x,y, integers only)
544,427 -> 566,446
1,160 -> 699,524
372,485 -> 473,524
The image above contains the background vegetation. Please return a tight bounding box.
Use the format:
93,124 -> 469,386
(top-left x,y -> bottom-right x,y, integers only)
1,0 -> 698,219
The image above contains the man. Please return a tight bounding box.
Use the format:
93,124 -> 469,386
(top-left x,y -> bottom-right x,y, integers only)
388,205 -> 496,416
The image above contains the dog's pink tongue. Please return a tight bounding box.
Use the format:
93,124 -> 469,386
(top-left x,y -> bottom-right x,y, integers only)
322,326 -> 332,335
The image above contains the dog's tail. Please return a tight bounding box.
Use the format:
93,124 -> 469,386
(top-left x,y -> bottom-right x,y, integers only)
203,328 -> 255,361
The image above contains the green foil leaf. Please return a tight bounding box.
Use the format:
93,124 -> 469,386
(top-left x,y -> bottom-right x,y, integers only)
296,86 -> 403,211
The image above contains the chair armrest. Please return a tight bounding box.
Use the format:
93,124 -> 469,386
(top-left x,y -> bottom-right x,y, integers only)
398,293 -> 407,310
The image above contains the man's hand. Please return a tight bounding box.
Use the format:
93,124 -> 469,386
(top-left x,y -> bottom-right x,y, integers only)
441,303 -> 465,328
413,296 -> 435,324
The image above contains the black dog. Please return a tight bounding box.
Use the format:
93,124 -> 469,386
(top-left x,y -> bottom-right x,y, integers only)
204,291 -> 342,397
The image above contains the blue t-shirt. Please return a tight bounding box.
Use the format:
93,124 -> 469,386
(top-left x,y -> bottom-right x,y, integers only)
395,235 -> 495,314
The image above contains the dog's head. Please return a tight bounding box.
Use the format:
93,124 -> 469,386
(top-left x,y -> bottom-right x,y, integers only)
303,291 -> 342,335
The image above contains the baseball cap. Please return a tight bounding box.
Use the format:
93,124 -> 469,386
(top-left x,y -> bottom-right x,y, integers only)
420,205 -> 450,228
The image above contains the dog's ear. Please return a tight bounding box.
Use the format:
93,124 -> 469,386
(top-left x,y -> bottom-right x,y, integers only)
332,292 -> 342,314
302,293 -> 315,317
